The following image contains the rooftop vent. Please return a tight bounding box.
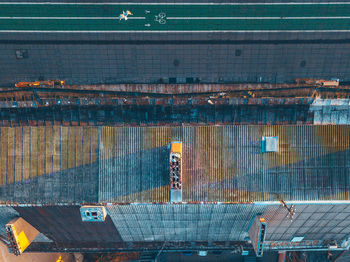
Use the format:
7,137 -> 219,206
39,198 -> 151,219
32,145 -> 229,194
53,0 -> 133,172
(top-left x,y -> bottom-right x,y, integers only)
262,136 -> 279,153
198,251 -> 208,256
80,206 -> 107,222
5,217 -> 40,255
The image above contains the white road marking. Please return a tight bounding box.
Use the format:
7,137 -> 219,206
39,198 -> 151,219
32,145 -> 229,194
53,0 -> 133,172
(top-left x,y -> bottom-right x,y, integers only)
0,17 -> 146,20
1,2 -> 350,5
154,12 -> 167,24
167,16 -> 350,20
2,16 -> 349,20
1,30 -> 350,33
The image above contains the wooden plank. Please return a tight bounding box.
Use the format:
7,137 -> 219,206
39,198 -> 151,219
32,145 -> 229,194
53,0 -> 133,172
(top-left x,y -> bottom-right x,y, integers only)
7,128 -> 15,184
82,127 -> 90,165
0,128 -> 8,185
53,126 -> 61,173
76,126 -> 83,167
15,127 -> 22,182
37,127 -> 45,176
101,127 -> 110,161
68,127 -> 76,169
91,128 -> 98,163
30,127 -> 38,179
112,126 -> 116,158
45,127 -> 53,175
22,127 -> 30,181
60,127 -> 68,171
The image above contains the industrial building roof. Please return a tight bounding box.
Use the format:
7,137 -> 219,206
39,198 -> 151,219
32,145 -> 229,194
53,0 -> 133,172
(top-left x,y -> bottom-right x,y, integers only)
0,125 -> 348,204
2,203 -> 350,252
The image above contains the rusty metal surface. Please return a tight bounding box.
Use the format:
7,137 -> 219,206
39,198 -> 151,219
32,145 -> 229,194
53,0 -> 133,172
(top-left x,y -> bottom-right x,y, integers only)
52,83 -> 304,94
1,83 -> 350,94
0,83 -> 301,93
0,88 -> 348,110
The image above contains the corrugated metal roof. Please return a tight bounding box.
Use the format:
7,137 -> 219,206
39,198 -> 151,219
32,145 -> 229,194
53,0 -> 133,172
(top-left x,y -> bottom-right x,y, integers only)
310,99 -> 350,124
0,126 -> 99,203
0,125 -> 349,203
99,125 -> 350,202
106,203 -> 350,243
1,203 -> 350,249
107,204 -> 266,242
99,126 -> 183,202
0,126 -> 98,183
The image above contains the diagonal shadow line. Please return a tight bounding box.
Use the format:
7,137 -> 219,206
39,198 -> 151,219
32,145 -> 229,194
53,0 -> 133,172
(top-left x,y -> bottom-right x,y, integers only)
0,145 -> 170,204
0,160 -> 99,204
98,145 -> 169,202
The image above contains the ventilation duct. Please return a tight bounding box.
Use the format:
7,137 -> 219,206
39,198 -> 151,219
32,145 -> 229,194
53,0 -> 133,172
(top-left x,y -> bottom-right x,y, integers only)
262,136 -> 279,153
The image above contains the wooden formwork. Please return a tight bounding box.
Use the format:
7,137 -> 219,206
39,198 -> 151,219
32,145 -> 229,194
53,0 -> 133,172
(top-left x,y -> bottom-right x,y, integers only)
0,126 -> 98,186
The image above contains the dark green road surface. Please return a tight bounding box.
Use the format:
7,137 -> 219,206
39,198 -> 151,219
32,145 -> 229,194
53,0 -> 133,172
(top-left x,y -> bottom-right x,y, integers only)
1,3 -> 350,31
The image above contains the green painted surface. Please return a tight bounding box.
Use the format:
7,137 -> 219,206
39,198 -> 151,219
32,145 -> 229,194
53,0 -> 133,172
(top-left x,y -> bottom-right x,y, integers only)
1,3 -> 350,31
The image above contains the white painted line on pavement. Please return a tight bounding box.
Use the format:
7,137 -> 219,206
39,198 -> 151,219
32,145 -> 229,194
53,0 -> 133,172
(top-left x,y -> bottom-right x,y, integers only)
1,2 -> 350,5
1,30 -> 350,33
167,16 -> 350,20
0,17 -> 146,19
2,16 -> 349,20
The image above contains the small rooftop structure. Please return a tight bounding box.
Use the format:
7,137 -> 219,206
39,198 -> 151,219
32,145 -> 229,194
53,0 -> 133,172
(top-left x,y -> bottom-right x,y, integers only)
80,206 -> 107,222
262,136 -> 279,153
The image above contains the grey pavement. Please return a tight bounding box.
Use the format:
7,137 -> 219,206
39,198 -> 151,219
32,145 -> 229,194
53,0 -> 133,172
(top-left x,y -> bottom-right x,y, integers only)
0,2 -> 350,85
1,38 -> 350,85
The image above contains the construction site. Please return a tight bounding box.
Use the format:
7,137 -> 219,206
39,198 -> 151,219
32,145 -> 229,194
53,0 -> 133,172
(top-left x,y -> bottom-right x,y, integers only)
0,78 -> 348,261
1,1 -> 350,262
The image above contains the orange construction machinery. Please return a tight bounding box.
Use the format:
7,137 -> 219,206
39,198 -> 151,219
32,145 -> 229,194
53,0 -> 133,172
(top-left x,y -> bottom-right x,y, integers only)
295,78 -> 339,87
15,80 -> 65,88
